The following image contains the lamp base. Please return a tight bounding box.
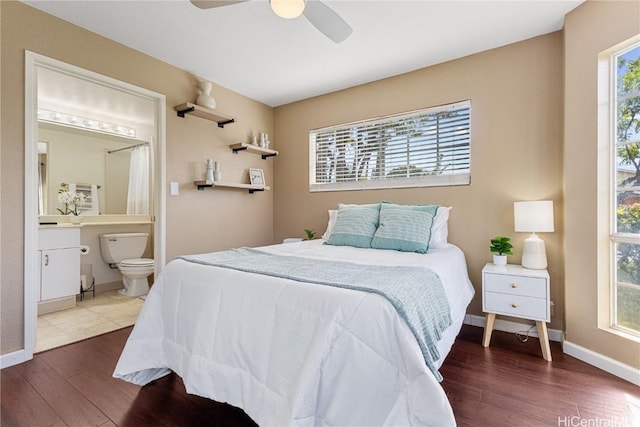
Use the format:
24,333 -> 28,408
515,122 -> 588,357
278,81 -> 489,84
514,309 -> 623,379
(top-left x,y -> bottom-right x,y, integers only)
522,233 -> 547,269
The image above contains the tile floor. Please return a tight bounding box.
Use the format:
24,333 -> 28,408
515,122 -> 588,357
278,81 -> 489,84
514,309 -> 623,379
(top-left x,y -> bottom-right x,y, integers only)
35,289 -> 145,353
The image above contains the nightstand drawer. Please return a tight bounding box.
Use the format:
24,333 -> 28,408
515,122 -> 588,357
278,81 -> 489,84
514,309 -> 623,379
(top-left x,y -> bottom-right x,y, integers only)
484,273 -> 547,298
484,291 -> 548,320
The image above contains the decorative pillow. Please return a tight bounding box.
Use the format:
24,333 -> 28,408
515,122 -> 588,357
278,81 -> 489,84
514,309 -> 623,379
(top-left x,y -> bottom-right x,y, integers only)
429,206 -> 451,248
321,209 -> 338,240
325,203 -> 380,248
371,203 -> 439,253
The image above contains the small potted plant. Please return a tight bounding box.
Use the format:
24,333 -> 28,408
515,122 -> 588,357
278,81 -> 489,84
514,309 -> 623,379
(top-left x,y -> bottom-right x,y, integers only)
490,236 -> 513,266
304,228 -> 316,240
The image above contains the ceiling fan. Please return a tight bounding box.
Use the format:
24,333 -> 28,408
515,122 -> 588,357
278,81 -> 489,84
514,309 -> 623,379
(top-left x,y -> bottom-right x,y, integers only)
190,0 -> 353,43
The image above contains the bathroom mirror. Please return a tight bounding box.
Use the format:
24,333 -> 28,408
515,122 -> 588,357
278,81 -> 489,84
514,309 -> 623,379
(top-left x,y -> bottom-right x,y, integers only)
37,66 -> 155,217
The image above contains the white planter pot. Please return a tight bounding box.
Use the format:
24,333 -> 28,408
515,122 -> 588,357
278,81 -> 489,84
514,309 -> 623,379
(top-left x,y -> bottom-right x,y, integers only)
492,254 -> 507,266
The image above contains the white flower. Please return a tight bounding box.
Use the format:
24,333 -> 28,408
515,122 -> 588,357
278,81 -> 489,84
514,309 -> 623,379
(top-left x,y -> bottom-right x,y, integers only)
57,191 -> 86,215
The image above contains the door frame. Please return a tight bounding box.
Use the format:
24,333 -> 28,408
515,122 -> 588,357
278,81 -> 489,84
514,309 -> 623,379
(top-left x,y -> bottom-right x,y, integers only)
23,51 -> 167,361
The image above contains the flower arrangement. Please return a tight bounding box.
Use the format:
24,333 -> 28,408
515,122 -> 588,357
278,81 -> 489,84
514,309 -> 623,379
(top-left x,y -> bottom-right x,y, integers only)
57,190 -> 86,216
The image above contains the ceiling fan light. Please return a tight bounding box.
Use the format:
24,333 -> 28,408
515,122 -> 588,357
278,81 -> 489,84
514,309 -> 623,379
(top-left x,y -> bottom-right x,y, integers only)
270,0 -> 305,19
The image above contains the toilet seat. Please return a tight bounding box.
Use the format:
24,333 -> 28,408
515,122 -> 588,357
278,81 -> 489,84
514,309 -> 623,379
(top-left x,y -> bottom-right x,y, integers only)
119,258 -> 154,268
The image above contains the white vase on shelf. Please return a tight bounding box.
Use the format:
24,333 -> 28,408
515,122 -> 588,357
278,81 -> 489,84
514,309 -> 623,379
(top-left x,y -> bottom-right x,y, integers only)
69,215 -> 83,225
205,159 -> 214,183
213,162 -> 221,182
196,80 -> 216,110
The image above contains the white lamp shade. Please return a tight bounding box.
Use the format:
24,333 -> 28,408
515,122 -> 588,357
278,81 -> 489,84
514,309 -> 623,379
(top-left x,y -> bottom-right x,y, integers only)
514,201 -> 554,233
270,0 -> 305,19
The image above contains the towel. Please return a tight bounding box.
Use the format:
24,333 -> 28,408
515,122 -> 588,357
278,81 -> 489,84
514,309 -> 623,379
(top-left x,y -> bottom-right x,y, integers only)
69,183 -> 100,215
88,184 -> 100,214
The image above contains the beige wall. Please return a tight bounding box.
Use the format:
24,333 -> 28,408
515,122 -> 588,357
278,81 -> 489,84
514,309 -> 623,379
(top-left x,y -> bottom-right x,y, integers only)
274,33 -> 565,329
0,1 -> 275,354
564,0 -> 640,369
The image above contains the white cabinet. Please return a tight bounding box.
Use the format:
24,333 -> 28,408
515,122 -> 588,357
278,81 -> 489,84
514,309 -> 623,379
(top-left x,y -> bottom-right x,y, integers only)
39,228 -> 81,302
481,263 -> 552,361
482,265 -> 549,321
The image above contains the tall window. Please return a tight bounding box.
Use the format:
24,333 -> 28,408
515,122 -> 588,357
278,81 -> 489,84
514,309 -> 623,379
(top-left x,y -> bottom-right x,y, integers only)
309,100 -> 470,192
611,42 -> 640,337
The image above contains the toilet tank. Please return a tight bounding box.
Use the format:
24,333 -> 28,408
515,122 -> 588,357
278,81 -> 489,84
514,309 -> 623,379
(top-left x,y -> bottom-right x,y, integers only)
99,232 -> 149,264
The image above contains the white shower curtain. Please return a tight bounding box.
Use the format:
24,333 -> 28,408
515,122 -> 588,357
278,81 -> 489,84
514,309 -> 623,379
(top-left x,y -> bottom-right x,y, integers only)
127,145 -> 150,215
38,161 -> 45,216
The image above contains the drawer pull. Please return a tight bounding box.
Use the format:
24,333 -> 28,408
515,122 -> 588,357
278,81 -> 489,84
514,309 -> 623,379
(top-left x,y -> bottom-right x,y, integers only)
511,303 -> 518,308
511,283 -> 518,288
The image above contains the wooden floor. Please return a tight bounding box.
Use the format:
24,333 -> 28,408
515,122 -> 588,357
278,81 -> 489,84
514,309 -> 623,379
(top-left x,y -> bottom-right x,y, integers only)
2,325 -> 638,426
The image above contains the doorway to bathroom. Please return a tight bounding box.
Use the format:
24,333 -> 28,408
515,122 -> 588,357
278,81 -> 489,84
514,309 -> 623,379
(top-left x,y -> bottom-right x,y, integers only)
24,52 -> 167,358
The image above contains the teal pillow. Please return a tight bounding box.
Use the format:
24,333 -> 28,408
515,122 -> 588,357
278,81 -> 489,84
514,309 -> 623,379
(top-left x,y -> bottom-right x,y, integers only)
371,203 -> 439,253
325,203 -> 380,248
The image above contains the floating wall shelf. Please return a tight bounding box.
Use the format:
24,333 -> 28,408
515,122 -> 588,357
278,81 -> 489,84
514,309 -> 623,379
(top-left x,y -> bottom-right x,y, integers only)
174,103 -> 236,128
194,181 -> 270,194
229,143 -> 278,159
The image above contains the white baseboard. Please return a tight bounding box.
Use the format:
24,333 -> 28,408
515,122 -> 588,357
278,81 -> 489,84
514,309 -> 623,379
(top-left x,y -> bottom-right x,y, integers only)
563,340 -> 640,387
0,349 -> 28,369
464,314 -> 563,342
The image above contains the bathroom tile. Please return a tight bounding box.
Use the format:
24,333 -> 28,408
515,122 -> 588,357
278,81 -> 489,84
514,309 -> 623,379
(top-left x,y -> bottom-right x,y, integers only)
114,314 -> 140,327
37,323 -> 66,341
36,334 -> 74,353
68,322 -> 120,340
36,289 -> 144,353
45,310 -> 102,329
99,304 -> 142,320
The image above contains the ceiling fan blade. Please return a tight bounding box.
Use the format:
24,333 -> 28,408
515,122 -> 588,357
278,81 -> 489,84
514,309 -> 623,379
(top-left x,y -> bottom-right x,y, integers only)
303,0 -> 352,43
190,0 -> 249,10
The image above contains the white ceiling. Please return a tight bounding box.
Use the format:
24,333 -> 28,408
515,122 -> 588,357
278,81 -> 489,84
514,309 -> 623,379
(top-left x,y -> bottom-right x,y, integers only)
24,0 -> 583,108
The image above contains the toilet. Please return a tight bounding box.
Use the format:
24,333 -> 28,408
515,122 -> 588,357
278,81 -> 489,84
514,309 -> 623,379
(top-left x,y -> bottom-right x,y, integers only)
99,232 -> 154,297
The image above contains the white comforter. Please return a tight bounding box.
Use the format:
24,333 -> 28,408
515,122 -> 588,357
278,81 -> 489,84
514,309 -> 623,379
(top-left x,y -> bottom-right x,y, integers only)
114,241 -> 474,426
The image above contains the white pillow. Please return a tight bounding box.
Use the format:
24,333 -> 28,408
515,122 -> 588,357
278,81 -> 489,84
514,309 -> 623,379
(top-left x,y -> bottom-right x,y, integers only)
322,209 -> 338,240
429,206 -> 451,248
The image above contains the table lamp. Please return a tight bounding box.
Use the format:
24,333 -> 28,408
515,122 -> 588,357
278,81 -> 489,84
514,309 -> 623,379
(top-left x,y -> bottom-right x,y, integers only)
514,201 -> 554,269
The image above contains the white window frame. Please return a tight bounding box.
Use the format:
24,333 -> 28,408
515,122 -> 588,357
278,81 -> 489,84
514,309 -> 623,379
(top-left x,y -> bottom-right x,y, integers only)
309,100 -> 471,192
609,40 -> 640,338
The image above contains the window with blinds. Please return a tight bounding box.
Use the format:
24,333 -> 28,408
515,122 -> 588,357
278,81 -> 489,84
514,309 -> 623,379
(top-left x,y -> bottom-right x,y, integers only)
309,100 -> 471,192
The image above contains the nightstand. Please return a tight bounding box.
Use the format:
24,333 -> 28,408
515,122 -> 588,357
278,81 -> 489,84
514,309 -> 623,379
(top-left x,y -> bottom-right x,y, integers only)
282,238 -> 303,244
481,263 -> 552,361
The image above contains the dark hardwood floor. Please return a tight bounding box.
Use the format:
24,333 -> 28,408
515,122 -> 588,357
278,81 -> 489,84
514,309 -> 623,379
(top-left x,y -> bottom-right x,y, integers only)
2,325 -> 638,426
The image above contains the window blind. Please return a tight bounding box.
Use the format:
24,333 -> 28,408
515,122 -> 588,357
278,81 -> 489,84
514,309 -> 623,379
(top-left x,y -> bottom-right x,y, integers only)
309,100 -> 471,192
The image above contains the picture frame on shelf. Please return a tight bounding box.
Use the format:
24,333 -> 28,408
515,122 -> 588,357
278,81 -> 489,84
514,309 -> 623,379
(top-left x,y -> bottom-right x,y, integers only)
249,168 -> 265,187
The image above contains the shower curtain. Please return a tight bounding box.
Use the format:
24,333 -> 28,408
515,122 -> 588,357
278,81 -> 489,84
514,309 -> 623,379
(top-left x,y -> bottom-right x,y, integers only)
38,161 -> 45,216
127,145 -> 150,215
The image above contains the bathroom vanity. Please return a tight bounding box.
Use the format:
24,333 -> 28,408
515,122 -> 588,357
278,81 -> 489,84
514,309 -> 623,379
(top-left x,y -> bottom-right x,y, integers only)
38,227 -> 80,313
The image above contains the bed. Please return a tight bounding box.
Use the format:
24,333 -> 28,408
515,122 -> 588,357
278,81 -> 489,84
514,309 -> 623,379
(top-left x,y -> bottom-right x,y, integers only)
114,204 -> 475,426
